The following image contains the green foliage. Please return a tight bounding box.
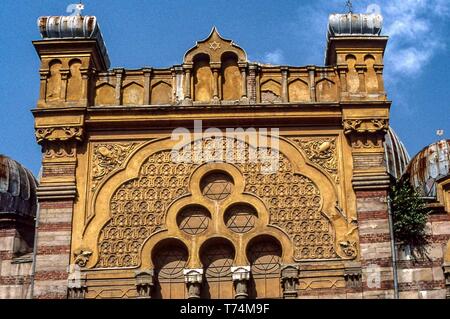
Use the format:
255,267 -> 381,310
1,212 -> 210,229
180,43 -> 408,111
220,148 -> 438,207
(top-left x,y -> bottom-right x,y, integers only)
390,177 -> 430,248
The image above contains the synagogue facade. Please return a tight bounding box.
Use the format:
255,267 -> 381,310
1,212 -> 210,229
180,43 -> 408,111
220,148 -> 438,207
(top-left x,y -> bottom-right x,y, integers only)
0,9 -> 449,299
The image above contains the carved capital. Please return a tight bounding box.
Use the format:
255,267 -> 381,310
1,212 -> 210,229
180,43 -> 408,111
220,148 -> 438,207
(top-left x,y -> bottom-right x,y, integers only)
344,262 -> 362,289
343,119 -> 388,150
67,266 -> 87,299
281,264 -> 299,299
135,269 -> 154,299
35,126 -> 84,145
343,119 -> 388,135
184,268 -> 203,299
231,266 -> 251,299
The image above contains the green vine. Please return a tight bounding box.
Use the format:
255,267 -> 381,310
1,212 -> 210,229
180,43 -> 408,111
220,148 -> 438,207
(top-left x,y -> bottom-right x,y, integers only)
390,177 -> 430,256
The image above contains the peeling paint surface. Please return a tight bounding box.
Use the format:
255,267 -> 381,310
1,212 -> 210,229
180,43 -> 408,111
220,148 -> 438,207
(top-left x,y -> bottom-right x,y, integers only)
405,140 -> 450,197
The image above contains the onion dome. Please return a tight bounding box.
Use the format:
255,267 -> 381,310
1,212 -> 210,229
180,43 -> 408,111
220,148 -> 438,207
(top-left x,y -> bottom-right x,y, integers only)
384,127 -> 411,180
0,155 -> 38,218
404,140 -> 450,197
37,15 -> 110,69
328,13 -> 383,39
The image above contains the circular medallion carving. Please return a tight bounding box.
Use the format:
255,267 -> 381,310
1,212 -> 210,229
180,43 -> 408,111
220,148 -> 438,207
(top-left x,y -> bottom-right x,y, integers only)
177,205 -> 211,235
200,172 -> 234,201
224,204 -> 257,233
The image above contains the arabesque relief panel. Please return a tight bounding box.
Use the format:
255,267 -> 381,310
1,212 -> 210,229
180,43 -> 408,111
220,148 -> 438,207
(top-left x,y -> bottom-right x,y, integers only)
78,134 -> 357,271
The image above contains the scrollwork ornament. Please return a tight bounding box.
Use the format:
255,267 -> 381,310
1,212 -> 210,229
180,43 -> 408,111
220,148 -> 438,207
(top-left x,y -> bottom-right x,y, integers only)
35,126 -> 84,144
290,137 -> 338,182
74,249 -> 93,268
91,143 -> 140,191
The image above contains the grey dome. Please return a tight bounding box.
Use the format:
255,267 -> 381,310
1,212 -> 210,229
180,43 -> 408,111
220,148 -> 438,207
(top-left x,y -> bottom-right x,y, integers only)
37,15 -> 110,69
384,128 -> 410,180
0,155 -> 38,218
404,140 -> 450,197
328,13 -> 383,39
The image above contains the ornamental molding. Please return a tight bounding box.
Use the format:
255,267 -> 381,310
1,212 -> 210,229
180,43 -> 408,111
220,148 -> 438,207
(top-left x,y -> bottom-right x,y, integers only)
35,126 -> 84,144
343,119 -> 388,135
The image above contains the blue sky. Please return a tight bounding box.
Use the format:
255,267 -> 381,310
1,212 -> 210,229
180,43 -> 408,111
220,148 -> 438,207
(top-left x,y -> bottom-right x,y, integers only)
0,0 -> 449,176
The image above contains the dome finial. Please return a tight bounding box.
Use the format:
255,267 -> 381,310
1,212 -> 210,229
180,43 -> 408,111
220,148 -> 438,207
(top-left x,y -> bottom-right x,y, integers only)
66,2 -> 85,16
346,0 -> 353,13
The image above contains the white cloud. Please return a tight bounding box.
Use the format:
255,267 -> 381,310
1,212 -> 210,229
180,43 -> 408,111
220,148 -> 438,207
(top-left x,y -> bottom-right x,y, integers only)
379,0 -> 449,77
288,0 -> 449,78
262,49 -> 285,65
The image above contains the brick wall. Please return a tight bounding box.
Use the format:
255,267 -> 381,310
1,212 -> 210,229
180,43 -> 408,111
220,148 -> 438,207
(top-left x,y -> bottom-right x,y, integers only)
356,190 -> 395,298
32,200 -> 73,299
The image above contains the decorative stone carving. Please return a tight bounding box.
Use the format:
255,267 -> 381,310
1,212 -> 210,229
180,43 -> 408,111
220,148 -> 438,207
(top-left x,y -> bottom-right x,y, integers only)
74,249 -> 92,267
35,126 -> 84,144
231,266 -> 251,299
91,143 -> 139,191
343,119 -> 388,135
344,263 -> 362,289
343,119 -> 388,149
67,265 -> 87,299
280,264 -> 299,299
43,141 -> 76,160
96,137 -> 337,268
97,151 -> 195,268
339,241 -> 358,258
135,270 -> 154,299
184,268 -> 203,299
290,137 -> 338,182
67,280 -> 87,299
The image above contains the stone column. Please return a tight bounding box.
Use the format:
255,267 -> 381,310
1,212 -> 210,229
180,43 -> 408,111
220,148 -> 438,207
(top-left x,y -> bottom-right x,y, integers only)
280,265 -> 299,299
355,64 -> 367,93
374,64 -> 385,93
210,62 -> 221,105
231,266 -> 251,299
114,68 -> 124,105
38,70 -> 50,107
33,126 -> 84,299
281,67 -> 289,103
247,64 -> 258,104
343,118 -> 394,299
80,68 -> 90,107
135,270 -> 154,299
182,64 -> 193,105
337,64 -> 348,93
143,68 -> 152,105
308,66 -> 316,102
238,62 -> 249,104
184,269 -> 203,299
60,69 -> 70,101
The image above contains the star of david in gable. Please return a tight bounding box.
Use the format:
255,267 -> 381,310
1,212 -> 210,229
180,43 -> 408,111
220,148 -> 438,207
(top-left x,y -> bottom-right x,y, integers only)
209,41 -> 221,51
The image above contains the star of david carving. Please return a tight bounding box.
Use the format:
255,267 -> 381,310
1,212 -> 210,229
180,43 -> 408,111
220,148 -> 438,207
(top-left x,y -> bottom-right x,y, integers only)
203,246 -> 234,275
202,177 -> 232,200
250,242 -> 281,273
226,211 -> 256,233
157,249 -> 187,276
179,213 -> 209,235
209,41 -> 221,51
